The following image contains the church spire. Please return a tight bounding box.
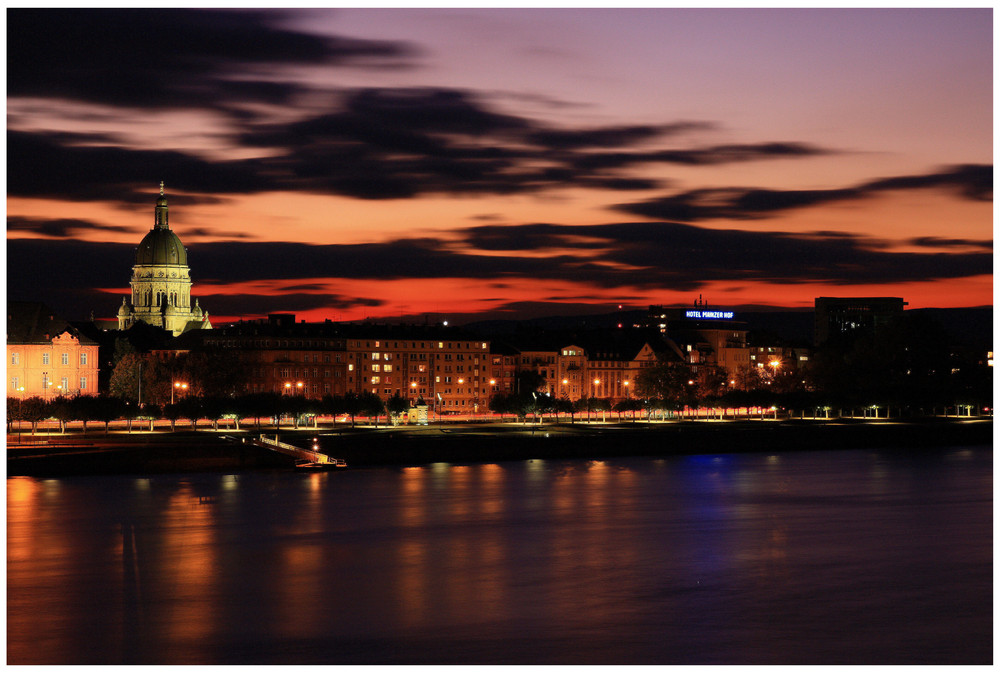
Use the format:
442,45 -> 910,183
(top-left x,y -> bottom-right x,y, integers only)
154,181 -> 169,229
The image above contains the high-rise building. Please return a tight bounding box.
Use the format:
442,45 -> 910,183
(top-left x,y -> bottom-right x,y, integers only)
117,183 -> 212,336
814,297 -> 906,346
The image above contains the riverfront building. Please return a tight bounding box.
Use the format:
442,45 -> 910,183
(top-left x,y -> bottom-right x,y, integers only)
117,183 -> 212,336
814,296 -> 906,346
646,301 -> 751,380
7,302 -> 100,399
168,317 -> 492,413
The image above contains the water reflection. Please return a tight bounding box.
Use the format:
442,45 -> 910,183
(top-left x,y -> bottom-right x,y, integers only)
8,447 -> 992,665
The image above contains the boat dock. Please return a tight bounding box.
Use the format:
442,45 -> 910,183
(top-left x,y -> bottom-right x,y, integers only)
240,434 -> 347,470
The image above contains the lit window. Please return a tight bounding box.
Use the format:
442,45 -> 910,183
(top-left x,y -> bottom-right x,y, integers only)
372,364 -> 381,372
348,364 -> 354,371
384,365 -> 393,372
371,376 -> 380,384
372,353 -> 380,360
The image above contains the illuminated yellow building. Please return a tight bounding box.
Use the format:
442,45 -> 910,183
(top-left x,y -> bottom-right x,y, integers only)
117,183 -> 212,336
7,302 -> 100,399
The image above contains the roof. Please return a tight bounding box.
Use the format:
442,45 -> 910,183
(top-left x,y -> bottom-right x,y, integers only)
135,226 -> 188,266
7,301 -> 97,345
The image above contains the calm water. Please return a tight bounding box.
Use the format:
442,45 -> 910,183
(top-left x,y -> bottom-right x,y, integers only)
7,447 -> 992,664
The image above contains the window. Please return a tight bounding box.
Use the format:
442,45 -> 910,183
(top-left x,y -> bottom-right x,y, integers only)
80,377 -> 87,390
61,353 -> 69,365
372,352 -> 381,360
80,353 -> 88,366
371,376 -> 380,384
42,353 -> 50,365
10,352 -> 19,366
383,365 -> 393,373
11,377 -> 19,390
348,364 -> 354,371
372,364 -> 381,372
61,377 -> 69,391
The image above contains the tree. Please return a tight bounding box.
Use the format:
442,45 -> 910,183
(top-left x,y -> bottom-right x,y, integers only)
489,393 -> 515,420
515,370 -> 547,395
693,365 -> 728,403
20,397 -> 49,435
183,349 -> 249,399
553,396 -> 575,423
634,362 -> 694,410
357,392 -> 385,426
86,396 -> 125,436
341,392 -> 362,427
108,352 -> 144,402
386,393 -> 410,426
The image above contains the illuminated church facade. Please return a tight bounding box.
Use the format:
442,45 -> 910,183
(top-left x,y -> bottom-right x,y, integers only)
117,183 -> 212,336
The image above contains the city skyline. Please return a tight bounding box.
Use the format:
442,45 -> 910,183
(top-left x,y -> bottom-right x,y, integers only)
7,8 -> 993,324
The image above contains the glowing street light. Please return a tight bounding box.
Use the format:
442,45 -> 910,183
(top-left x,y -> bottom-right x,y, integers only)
172,381 -> 188,405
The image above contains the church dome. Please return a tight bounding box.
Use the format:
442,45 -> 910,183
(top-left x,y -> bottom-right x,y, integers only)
135,227 -> 187,266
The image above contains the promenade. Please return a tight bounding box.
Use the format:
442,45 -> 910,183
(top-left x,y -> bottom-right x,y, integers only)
7,416 -> 992,476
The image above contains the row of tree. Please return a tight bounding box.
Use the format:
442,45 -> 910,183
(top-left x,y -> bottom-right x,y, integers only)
7,390 -> 432,435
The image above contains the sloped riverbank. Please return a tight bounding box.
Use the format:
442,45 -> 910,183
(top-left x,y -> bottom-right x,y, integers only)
7,418 -> 991,477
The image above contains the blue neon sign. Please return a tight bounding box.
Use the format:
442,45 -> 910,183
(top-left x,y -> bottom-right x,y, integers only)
685,310 -> 734,320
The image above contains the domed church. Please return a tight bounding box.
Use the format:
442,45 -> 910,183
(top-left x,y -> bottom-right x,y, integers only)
117,183 -> 212,336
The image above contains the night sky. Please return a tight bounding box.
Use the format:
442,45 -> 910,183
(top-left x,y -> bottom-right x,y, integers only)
6,8 -> 993,324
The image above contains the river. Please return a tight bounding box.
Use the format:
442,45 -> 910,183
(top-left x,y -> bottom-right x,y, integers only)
7,446 -> 992,664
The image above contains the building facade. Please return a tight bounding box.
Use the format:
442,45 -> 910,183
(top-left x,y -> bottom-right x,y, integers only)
814,297 -> 907,346
118,183 -> 212,336
7,302 -> 100,399
647,303 -> 751,380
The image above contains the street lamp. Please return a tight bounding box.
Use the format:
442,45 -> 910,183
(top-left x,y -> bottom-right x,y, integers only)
172,381 -> 188,405
16,387 -> 24,440
623,380 -> 630,398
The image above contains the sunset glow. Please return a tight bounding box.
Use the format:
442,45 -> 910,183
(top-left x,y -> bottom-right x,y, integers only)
7,9 -> 992,323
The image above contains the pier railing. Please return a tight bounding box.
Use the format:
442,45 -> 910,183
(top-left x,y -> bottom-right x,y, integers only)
255,434 -> 331,464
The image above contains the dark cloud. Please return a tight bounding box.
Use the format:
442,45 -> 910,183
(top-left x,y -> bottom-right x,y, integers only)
7,130 -> 273,201
9,221 -> 989,321
525,122 -> 713,150
198,293 -> 384,318
909,236 -> 993,250
571,142 -> 829,170
7,216 -> 132,238
7,9 -> 415,114
616,164 -> 993,221
865,164 -> 992,201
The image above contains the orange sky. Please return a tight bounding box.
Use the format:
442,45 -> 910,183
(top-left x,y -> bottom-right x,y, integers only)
7,9 -> 992,323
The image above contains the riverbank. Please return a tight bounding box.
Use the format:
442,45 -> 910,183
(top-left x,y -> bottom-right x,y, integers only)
6,417 -> 992,477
